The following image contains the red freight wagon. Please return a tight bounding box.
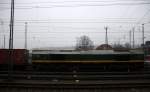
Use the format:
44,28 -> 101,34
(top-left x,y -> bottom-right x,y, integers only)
0,49 -> 28,70
12,49 -> 27,65
0,49 -> 9,64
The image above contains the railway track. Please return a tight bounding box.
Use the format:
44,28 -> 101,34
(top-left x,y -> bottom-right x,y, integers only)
0,71 -> 150,92
0,79 -> 150,87
0,78 -> 150,92
0,71 -> 150,80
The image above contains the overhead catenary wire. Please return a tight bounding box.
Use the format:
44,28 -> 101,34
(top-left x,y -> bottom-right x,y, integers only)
0,0 -> 149,48
1,31 -> 150,34
0,0 -> 150,5
137,9 -> 150,24
1,2 -> 150,10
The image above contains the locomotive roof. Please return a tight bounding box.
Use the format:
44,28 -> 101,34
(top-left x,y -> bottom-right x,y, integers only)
32,50 -> 143,55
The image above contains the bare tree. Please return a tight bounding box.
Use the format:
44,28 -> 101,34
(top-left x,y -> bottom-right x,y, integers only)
124,43 -> 131,49
113,43 -> 130,51
76,35 -> 94,50
113,43 -> 124,49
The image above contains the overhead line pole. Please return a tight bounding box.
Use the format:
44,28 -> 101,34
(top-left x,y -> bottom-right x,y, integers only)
25,22 -> 27,49
8,0 -> 14,80
129,30 -> 132,49
3,35 -> 5,49
142,24 -> 145,46
9,0 -> 14,49
132,27 -> 135,49
104,26 -> 108,45
0,21 -> 4,48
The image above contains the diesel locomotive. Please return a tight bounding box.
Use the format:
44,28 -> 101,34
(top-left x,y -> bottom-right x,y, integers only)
31,50 -> 144,71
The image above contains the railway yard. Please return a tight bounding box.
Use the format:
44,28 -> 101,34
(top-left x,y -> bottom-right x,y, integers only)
1,0 -> 150,91
0,49 -> 150,92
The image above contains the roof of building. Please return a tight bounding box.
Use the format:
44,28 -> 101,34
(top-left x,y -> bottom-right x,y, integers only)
96,44 -> 113,50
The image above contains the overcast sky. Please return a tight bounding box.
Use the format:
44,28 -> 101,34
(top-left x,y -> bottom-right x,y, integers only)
0,0 -> 150,49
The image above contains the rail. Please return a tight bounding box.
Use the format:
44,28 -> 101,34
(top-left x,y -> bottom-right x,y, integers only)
0,71 -> 150,80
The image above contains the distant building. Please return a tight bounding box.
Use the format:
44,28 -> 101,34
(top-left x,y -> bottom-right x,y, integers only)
96,44 -> 113,50
141,41 -> 150,48
145,41 -> 150,55
146,41 -> 150,46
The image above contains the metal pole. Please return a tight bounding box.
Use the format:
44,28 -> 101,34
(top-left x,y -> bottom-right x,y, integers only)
129,30 -> 132,49
25,22 -> 27,49
132,27 -> 135,48
9,0 -> 14,49
8,0 -> 14,80
105,27 -> 108,45
142,24 -> 145,60
1,21 -> 4,48
142,24 -> 144,46
4,35 -> 5,49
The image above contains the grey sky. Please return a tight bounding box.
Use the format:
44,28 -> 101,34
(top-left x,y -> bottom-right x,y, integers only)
0,0 -> 150,49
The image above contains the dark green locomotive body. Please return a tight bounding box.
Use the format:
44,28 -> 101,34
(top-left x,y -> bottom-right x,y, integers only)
32,50 -> 144,62
31,50 -> 144,72
32,50 -> 144,63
